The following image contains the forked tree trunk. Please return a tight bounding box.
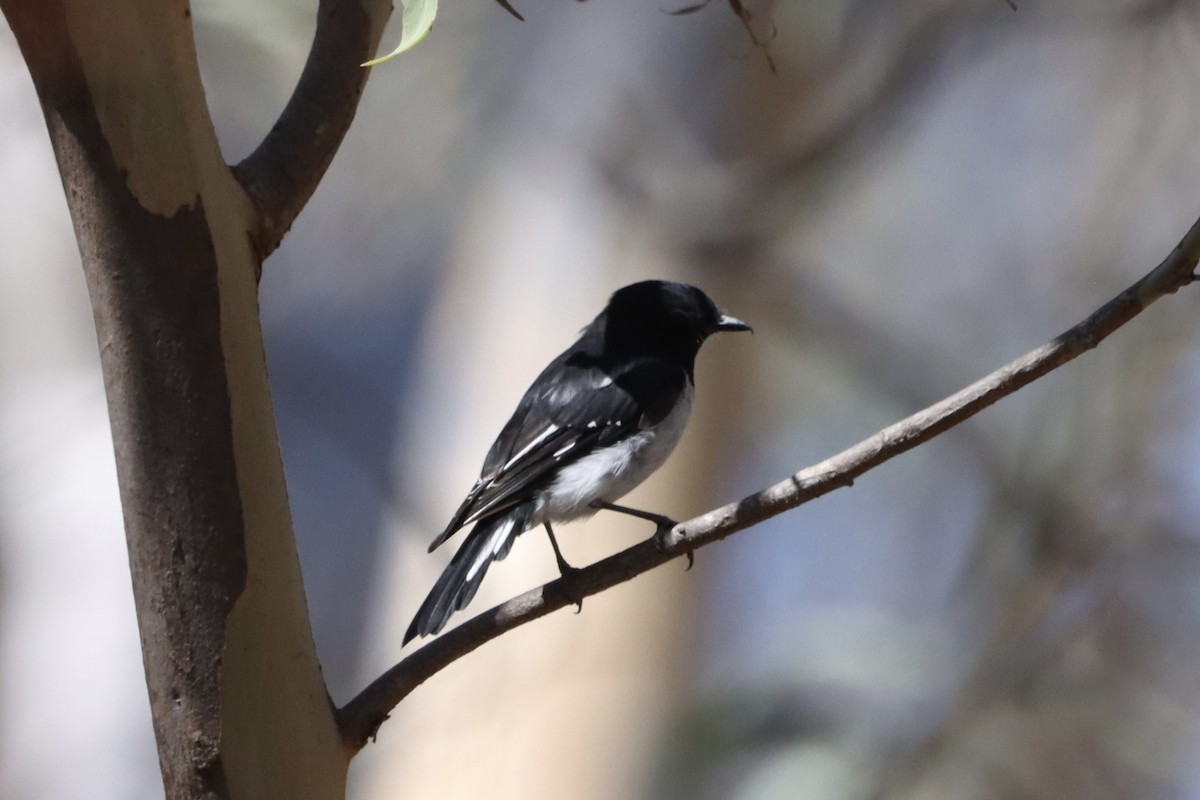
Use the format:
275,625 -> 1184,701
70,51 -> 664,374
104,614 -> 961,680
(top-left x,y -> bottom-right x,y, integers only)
0,2 -> 362,797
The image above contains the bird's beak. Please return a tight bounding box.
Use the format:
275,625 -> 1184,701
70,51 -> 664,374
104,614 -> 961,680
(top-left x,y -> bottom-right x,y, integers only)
715,314 -> 752,333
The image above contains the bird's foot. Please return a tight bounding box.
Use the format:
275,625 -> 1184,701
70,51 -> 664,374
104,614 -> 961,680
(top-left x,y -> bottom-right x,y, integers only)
553,552 -> 579,579
543,521 -> 582,609
648,513 -> 680,534
556,556 -> 585,613
650,518 -> 693,570
590,500 -> 691,569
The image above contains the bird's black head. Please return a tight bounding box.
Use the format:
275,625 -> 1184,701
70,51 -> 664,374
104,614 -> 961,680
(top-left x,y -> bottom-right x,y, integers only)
599,280 -> 751,367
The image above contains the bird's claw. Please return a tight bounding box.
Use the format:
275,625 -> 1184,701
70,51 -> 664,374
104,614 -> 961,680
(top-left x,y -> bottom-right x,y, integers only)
652,519 -> 693,569
555,561 -> 584,613
651,516 -> 679,539
562,583 -> 584,614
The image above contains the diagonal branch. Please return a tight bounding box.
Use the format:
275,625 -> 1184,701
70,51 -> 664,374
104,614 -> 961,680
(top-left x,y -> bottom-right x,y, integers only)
233,0 -> 391,263
337,211 -> 1200,753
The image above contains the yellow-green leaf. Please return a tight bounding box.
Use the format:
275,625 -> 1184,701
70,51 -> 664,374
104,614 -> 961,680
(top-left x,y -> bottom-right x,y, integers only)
361,0 -> 437,66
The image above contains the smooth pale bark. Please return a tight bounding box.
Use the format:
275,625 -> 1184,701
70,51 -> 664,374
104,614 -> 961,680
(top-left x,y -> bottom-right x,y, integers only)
0,1 -> 385,796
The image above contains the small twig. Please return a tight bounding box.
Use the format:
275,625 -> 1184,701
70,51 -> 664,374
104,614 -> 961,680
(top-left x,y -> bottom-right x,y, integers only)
337,211 -> 1200,753
493,0 -> 525,21
233,0 -> 391,265
667,0 -> 777,73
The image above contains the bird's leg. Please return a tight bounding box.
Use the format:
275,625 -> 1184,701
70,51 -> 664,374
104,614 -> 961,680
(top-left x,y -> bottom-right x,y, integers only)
543,522 -> 576,575
590,500 -> 693,570
591,499 -> 677,530
544,522 -> 583,613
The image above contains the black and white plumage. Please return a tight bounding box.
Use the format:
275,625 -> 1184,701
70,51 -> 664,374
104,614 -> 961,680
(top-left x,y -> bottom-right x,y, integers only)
404,280 -> 750,643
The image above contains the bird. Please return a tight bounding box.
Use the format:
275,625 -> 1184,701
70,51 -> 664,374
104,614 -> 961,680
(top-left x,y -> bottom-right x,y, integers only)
404,280 -> 751,643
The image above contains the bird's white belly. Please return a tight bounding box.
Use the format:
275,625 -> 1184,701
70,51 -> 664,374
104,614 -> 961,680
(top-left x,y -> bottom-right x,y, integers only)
538,383 -> 694,523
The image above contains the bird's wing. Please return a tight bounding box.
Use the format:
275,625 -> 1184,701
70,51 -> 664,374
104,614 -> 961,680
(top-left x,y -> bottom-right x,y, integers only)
426,354 -> 688,552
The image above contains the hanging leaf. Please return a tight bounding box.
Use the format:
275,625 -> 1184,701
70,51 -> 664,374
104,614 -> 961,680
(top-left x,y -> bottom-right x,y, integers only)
362,0 -> 438,67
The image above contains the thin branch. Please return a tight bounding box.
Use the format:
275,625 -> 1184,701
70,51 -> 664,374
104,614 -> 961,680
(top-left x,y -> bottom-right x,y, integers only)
337,211 -> 1200,753
233,0 -> 391,264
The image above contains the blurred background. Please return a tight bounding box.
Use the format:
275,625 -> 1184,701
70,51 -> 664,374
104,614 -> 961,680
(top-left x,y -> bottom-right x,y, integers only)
4,0 -> 1200,797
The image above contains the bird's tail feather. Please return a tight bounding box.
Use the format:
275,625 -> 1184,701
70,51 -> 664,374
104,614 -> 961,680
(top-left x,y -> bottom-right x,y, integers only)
404,504 -> 534,643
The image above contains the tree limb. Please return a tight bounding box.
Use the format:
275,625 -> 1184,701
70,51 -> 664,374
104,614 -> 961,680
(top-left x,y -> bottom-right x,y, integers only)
233,0 -> 391,263
337,211 -> 1200,753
